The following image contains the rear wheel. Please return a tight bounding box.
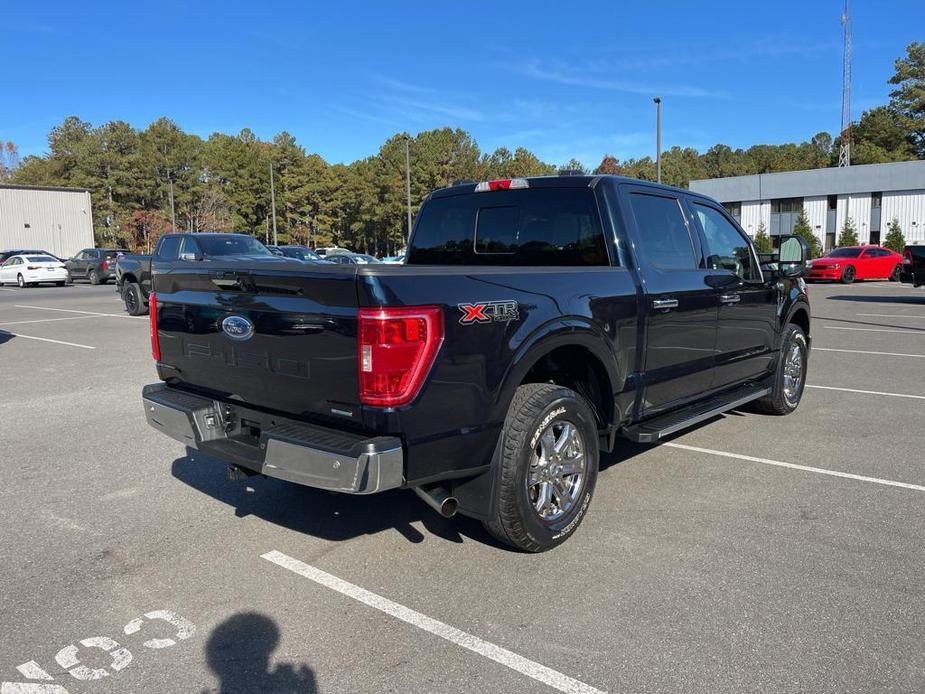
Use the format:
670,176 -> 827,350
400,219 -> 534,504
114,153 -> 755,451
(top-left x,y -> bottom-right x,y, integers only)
483,383 -> 599,552
122,282 -> 147,315
840,265 -> 855,284
16,274 -> 25,288
753,324 -> 808,415
890,264 -> 902,282
88,269 -> 100,285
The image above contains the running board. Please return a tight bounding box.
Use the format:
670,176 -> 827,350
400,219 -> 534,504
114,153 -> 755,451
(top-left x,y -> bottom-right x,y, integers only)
622,385 -> 771,443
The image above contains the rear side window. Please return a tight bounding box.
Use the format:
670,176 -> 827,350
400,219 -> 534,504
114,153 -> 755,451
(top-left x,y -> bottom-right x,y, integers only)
628,193 -> 697,270
409,188 -> 609,266
156,236 -> 181,260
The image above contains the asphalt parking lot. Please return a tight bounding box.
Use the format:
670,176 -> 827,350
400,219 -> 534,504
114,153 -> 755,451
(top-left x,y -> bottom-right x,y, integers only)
1,280 -> 923,693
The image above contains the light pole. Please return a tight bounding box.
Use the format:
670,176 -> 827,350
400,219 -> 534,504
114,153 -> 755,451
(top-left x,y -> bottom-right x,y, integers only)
653,97 -> 662,184
269,162 -> 278,246
403,135 -> 412,247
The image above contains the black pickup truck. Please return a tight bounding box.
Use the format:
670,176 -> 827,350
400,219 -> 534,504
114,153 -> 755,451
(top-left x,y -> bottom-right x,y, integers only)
142,175 -> 811,551
117,233 -> 281,315
899,245 -> 925,287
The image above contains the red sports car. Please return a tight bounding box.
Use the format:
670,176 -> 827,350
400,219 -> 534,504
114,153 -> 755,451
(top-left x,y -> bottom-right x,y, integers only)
807,245 -> 903,283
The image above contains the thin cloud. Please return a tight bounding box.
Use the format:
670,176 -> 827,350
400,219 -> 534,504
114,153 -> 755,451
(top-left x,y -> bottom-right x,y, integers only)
378,94 -> 484,122
369,75 -> 434,94
518,60 -> 729,98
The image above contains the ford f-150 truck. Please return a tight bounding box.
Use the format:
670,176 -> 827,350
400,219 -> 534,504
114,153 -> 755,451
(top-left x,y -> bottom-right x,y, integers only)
142,175 -> 811,551
117,233 -> 281,315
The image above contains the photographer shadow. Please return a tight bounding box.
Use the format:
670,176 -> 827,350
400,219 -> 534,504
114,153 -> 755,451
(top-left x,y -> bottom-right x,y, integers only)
204,612 -> 316,694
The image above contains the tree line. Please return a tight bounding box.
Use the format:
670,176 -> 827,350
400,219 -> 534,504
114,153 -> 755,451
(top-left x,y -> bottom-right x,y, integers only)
2,43 -> 922,254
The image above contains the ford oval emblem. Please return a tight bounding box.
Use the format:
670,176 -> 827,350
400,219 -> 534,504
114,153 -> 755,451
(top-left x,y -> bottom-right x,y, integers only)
221,315 -> 255,341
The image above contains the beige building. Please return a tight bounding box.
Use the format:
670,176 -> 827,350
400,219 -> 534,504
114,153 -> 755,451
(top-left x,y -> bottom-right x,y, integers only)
0,184 -> 95,257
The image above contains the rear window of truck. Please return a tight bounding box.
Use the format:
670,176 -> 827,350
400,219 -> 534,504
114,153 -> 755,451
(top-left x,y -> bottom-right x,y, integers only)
409,188 -> 609,266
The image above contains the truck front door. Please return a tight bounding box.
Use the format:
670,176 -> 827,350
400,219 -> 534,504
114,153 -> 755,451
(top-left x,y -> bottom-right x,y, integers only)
621,185 -> 718,415
687,199 -> 777,389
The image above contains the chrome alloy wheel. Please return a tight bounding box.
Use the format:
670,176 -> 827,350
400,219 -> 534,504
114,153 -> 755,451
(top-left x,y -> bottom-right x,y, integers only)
527,419 -> 587,522
782,341 -> 804,406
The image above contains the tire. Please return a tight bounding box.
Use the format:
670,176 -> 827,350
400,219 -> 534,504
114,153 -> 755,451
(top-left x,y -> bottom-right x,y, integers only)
89,269 -> 100,285
17,274 -> 25,288
122,282 -> 147,316
483,383 -> 599,552
753,324 -> 808,416
890,264 -> 902,282
839,265 -> 855,284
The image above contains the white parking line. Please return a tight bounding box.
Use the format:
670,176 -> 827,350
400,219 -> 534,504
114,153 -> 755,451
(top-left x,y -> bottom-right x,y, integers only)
0,330 -> 95,350
14,304 -> 145,320
0,315 -> 98,327
261,550 -> 606,694
856,313 -> 925,319
824,326 -> 925,334
664,443 -> 925,492
814,347 -> 925,359
807,384 -> 925,400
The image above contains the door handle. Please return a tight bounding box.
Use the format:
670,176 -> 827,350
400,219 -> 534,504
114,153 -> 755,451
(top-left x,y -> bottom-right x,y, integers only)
720,294 -> 741,304
652,298 -> 679,311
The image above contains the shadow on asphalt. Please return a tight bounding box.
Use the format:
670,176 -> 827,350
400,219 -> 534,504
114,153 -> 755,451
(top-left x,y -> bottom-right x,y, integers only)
826,293 -> 925,305
172,423 -> 731,550
171,448 -> 508,549
203,612 -> 317,694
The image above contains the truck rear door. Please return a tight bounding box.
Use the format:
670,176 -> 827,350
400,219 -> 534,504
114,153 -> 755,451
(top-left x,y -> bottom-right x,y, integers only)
620,184 -> 718,415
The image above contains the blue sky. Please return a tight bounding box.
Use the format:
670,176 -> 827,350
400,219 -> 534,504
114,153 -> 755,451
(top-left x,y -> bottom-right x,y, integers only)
3,1 -> 922,168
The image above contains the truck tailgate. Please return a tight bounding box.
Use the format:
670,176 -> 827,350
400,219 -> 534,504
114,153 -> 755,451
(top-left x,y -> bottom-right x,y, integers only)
153,261 -> 361,420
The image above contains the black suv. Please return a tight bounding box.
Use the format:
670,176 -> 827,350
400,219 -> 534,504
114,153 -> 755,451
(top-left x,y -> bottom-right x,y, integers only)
65,248 -> 129,284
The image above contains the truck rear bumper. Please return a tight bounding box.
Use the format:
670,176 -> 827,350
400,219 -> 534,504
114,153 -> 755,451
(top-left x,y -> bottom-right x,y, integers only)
142,383 -> 403,494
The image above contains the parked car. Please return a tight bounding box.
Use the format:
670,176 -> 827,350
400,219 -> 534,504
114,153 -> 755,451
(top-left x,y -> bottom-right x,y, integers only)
326,251 -> 382,264
0,254 -> 69,287
141,174 -> 811,552
117,233 -> 290,315
267,245 -> 331,262
65,248 -> 129,285
380,254 -> 405,264
0,249 -> 65,264
314,246 -> 350,257
807,245 -> 903,283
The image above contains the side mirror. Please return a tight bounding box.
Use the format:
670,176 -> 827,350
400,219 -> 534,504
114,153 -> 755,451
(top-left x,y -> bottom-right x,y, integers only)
776,235 -> 809,278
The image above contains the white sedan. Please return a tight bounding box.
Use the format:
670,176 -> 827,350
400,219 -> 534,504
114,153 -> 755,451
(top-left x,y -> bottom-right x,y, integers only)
0,254 -> 69,287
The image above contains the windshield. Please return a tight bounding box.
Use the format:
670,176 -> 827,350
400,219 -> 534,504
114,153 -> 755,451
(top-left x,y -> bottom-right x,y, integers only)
26,256 -> 57,263
826,248 -> 861,258
198,236 -> 272,257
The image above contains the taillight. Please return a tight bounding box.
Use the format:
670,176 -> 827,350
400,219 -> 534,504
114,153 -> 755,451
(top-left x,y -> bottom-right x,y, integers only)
150,293 -> 161,361
474,178 -> 529,192
903,249 -> 913,266
101,259 -> 108,271
358,306 -> 444,407
26,265 -> 40,270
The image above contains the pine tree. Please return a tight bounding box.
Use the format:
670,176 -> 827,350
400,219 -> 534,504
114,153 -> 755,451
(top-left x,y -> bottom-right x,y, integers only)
883,218 -> 906,253
792,207 -> 820,258
838,217 -> 859,247
753,221 -> 772,253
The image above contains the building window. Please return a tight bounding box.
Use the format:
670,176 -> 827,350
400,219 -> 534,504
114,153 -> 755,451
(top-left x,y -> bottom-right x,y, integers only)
828,194 -> 838,210
723,201 -> 742,224
770,198 -> 803,235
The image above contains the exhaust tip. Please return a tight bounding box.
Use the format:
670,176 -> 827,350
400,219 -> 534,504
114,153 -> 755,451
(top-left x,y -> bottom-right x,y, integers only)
414,485 -> 458,518
439,496 -> 458,518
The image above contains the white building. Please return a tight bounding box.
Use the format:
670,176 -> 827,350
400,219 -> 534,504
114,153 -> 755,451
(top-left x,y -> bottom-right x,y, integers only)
690,160 -> 925,250
0,184 -> 95,257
